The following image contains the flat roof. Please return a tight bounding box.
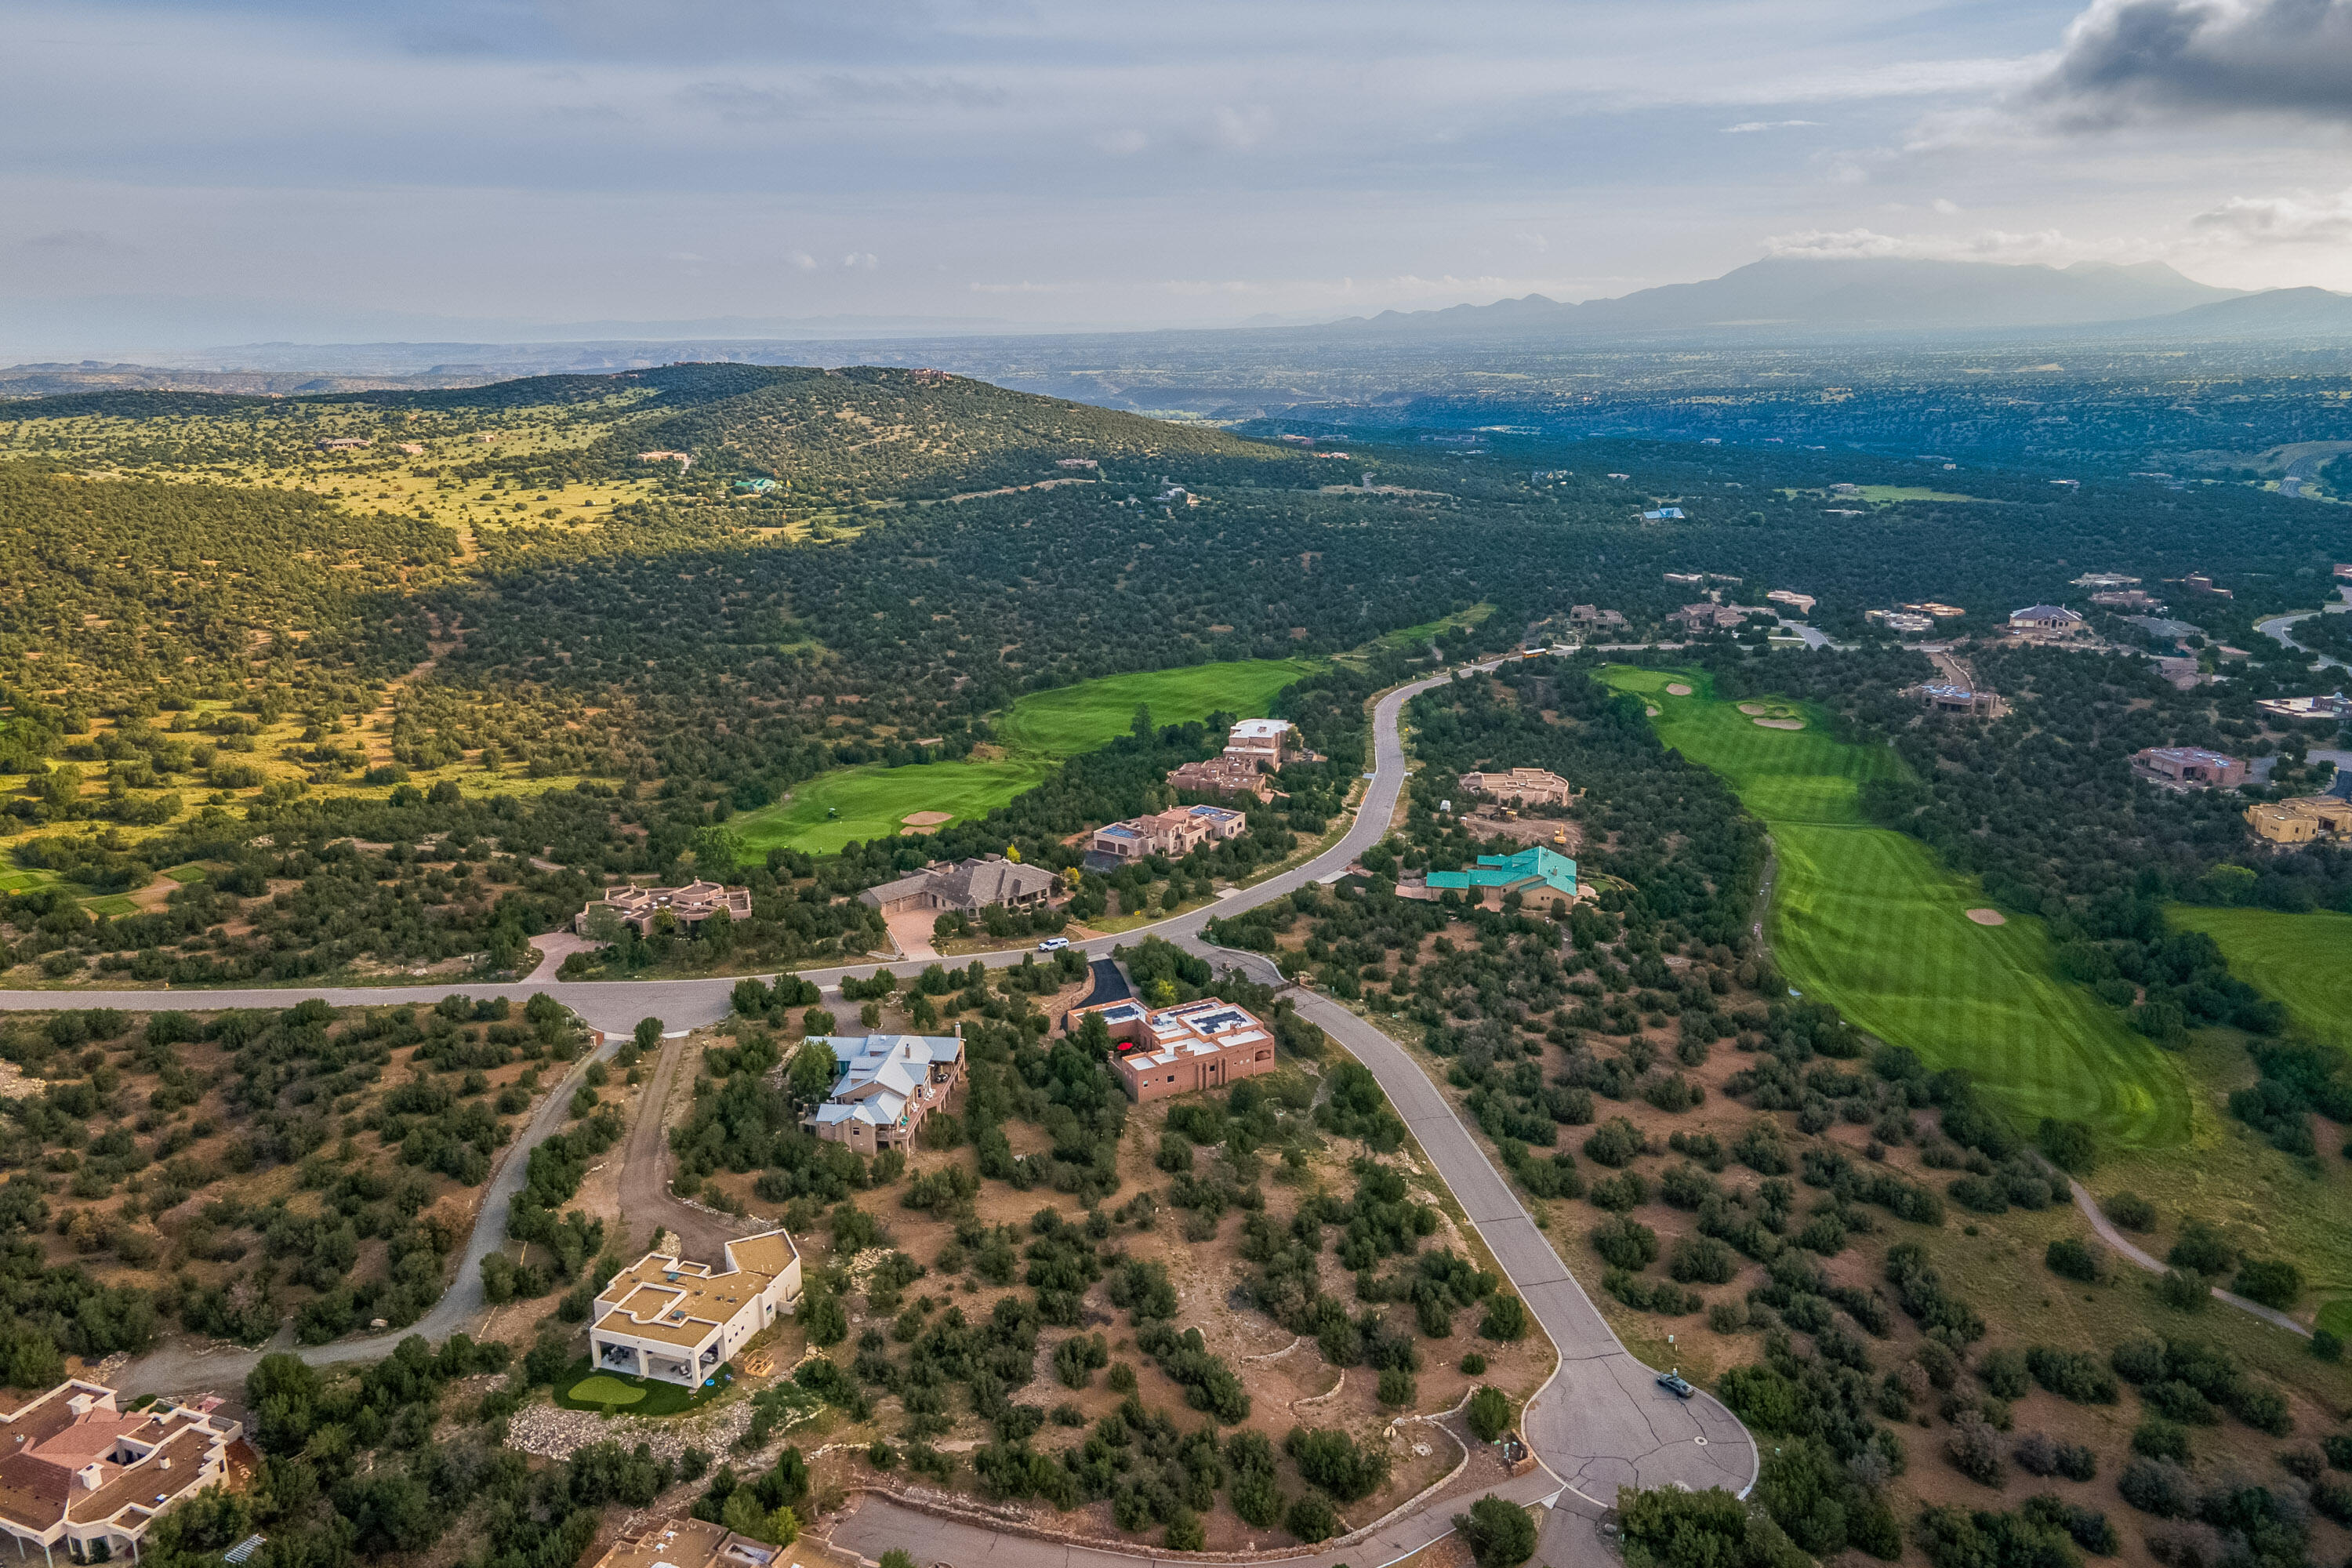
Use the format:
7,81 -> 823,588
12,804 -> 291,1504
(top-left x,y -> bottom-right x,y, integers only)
593,1231 -> 795,1348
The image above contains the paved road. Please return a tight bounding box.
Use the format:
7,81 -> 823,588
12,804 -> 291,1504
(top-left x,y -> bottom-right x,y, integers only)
2068,1181 -> 2311,1339
2256,611 -> 2350,673
31,659 -> 1757,1559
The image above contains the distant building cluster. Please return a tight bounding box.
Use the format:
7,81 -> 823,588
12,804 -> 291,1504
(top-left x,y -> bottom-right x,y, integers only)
1766,589 -> 1817,615
1673,602 -> 1751,632
1167,756 -> 1277,802
1568,604 -> 1626,629
316,437 -> 372,451
2072,572 -> 2140,589
1867,610 -> 1936,635
2090,588 -> 2160,609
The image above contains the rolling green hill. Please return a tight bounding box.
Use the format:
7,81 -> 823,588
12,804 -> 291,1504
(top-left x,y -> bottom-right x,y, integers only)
636,365 -> 1298,503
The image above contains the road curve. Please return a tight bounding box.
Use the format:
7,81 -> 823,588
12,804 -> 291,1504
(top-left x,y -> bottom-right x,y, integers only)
39,662 -> 1757,1554
2256,611 -> 2350,673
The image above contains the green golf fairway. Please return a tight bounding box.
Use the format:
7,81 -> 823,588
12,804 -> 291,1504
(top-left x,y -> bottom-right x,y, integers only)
1603,666 -> 2190,1149
731,658 -> 1316,856
567,1374 -> 647,1406
2167,906 -> 2352,1046
995,659 -> 1317,757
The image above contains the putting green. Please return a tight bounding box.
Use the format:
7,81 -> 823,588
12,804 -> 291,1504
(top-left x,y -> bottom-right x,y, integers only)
568,1374 -> 647,1406
731,659 -> 1316,857
1604,666 -> 2190,1149
2165,906 -> 2352,1047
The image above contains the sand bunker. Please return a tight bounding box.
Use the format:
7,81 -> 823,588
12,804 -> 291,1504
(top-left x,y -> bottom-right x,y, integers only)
1665,682 -> 1693,696
1965,908 -> 2007,926
1737,702 -> 1769,715
1645,705 -> 1662,717
901,811 -> 953,833
1753,717 -> 1806,730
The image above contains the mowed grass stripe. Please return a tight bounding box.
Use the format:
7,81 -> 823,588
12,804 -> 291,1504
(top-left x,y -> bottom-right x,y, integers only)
731,656 -> 1319,856
1603,666 -> 2190,1149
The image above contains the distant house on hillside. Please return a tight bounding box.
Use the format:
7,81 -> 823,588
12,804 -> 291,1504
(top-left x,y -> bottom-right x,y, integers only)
1089,804 -> 1247,863
1223,719 -> 1314,769
1766,589 -> 1817,615
2132,746 -> 2245,789
1458,767 -> 1573,808
316,437 -> 372,451
576,880 -> 751,937
858,855 -> 1058,916
1167,756 -> 1277,802
1568,605 -> 1626,628
2009,604 -> 2085,633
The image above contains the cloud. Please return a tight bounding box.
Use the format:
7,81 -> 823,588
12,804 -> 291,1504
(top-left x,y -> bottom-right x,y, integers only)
2189,187 -> 2352,243
18,228 -> 116,252
842,252 -> 879,269
1763,226 -> 2093,263
786,251 -> 818,271
2025,0 -> 2352,127
1722,119 -> 1823,132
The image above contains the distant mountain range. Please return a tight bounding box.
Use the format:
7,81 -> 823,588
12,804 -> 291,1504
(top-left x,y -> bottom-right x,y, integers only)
1319,257 -> 2278,337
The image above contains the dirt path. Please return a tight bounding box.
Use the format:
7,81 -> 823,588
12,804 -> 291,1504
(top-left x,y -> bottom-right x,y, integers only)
619,1033 -> 757,1264
2067,1180 -> 2312,1338
361,612 -> 466,764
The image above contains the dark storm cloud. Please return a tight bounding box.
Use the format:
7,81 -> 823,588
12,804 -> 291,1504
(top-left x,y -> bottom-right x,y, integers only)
2027,0 -> 2352,125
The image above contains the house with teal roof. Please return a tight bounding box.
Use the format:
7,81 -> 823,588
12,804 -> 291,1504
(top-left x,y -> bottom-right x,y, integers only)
1424,844 -> 1577,903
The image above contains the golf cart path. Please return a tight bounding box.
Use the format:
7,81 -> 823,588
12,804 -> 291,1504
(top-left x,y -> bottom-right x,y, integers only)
2068,1181 -> 2311,1338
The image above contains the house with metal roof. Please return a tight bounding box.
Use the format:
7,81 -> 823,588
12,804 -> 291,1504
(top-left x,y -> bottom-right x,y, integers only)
801,1033 -> 965,1152
589,1231 -> 802,1388
1424,844 -> 1578,906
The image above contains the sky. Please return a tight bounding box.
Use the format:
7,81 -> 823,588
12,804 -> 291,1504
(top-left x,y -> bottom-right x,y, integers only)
4,0 -> 2351,351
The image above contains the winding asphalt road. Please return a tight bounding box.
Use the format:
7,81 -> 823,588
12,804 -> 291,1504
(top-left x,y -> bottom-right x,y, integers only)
2256,609 -> 2350,673
10,662 -> 1757,1561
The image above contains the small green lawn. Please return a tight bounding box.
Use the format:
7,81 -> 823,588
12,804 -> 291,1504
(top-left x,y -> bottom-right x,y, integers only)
553,1357 -> 734,1416
162,863 -> 210,884
0,870 -> 54,893
79,895 -> 140,917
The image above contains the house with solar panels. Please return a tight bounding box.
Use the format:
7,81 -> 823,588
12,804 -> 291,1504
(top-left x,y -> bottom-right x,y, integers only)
1065,996 -> 1278,1103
